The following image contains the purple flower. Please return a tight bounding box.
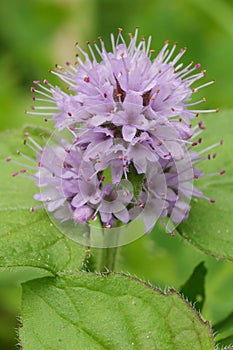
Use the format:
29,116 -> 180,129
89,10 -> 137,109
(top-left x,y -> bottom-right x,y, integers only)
28,28 -> 217,136
9,120 -> 224,237
8,28 -> 224,243
13,132 -> 134,229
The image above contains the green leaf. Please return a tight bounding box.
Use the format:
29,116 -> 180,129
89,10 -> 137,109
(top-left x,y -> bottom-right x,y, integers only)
178,110 -> 233,260
0,127 -> 86,284
213,311 -> 233,347
180,262 -> 207,312
19,272 -> 215,350
216,335 -> 233,349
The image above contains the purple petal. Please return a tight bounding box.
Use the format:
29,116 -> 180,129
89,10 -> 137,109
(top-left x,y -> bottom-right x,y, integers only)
114,208 -> 130,223
122,125 -> 137,142
73,205 -> 93,223
141,198 -> 165,233
170,201 -> 190,223
172,122 -> 193,139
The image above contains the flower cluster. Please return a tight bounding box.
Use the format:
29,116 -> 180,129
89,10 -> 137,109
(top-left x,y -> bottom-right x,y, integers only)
9,28 -> 224,237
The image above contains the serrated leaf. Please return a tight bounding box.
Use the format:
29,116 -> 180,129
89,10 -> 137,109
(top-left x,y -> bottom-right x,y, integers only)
0,127 -> 86,284
180,261 -> 207,312
178,110 -> 233,260
19,272 -> 214,350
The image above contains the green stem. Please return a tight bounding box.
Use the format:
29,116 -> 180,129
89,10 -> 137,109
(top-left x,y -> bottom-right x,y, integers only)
98,246 -> 118,272
82,225 -> 95,272
82,223 -> 120,273
98,223 -> 121,272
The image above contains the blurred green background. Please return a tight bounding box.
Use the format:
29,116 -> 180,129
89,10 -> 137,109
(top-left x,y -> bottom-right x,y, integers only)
0,0 -> 232,348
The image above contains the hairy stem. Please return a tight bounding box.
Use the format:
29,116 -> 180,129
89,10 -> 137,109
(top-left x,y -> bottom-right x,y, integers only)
98,223 -> 121,272
98,246 -> 118,272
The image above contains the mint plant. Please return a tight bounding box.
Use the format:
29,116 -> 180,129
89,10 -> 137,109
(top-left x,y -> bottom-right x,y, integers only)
1,29 -> 232,349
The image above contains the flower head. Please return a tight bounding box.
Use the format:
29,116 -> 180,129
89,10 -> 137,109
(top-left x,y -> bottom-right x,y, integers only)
29,28 -> 217,133
9,28 -> 224,246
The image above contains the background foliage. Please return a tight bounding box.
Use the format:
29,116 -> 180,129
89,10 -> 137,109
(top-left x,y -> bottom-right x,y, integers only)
0,0 -> 232,348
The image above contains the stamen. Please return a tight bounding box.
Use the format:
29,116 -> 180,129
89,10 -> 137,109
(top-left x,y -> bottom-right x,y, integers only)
171,47 -> 187,66
26,111 -> 55,117
93,41 -> 104,59
189,108 -> 219,114
198,121 -> 206,130
30,204 -> 44,212
198,140 -> 223,155
145,35 -> 152,56
87,42 -> 97,62
17,150 -> 38,163
31,106 -> 58,111
175,60 -> 193,74
110,33 -> 116,53
163,42 -> 178,64
24,134 -> 43,151
186,98 -> 206,106
51,70 -> 76,87
12,172 -> 19,177
8,158 -> 37,170
192,80 -> 215,93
